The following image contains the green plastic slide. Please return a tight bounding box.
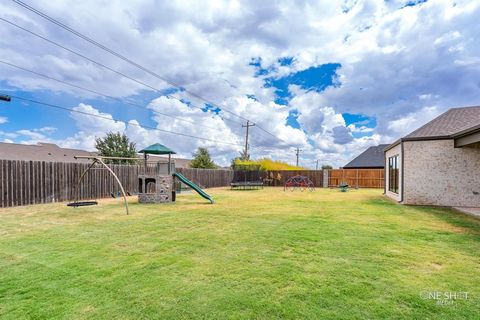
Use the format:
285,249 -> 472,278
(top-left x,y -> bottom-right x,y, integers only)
173,172 -> 214,204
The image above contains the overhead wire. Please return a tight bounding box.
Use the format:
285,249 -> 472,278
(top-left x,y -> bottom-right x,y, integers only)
12,0 -> 248,121
0,93 -> 244,147
0,16 -> 245,129
0,60 -> 230,132
10,0 -> 286,143
2,13 -> 290,157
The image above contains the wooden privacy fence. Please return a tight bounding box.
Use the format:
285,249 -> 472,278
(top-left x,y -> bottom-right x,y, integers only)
259,170 -> 324,187
0,160 -> 385,208
0,160 -> 233,208
327,169 -> 384,188
260,169 -> 383,188
176,168 -> 233,189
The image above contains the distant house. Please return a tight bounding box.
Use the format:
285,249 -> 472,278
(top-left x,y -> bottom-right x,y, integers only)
0,142 -> 192,168
384,106 -> 480,207
146,154 -> 191,169
343,144 -> 390,169
0,142 -> 95,163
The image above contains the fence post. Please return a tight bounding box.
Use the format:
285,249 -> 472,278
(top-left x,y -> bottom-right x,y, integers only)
323,170 -> 329,188
356,169 -> 359,189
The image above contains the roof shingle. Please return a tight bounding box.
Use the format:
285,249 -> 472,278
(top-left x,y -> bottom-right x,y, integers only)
343,144 -> 390,168
405,106 -> 480,139
0,142 -> 191,167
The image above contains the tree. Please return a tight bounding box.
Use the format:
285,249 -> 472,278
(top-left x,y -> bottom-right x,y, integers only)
95,132 -> 137,164
321,164 -> 333,170
191,147 -> 216,169
230,156 -> 240,169
238,148 -> 250,161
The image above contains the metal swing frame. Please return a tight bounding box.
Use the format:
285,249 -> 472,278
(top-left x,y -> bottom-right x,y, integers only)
71,156 -> 142,215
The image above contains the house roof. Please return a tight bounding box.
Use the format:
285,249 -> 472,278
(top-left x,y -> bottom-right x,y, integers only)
139,143 -> 176,155
0,142 -> 96,163
385,106 -> 480,151
405,106 -> 480,139
0,142 -> 191,167
147,155 -> 191,168
343,144 -> 390,168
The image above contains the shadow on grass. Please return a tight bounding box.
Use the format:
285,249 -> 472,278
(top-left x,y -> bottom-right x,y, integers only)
411,205 -> 480,234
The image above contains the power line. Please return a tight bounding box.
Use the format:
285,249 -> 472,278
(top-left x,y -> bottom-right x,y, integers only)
0,16 -> 245,130
1,93 -> 244,147
12,0 -> 248,121
10,0 -> 285,143
255,125 -> 286,142
0,60 -> 284,156
0,60 -> 228,132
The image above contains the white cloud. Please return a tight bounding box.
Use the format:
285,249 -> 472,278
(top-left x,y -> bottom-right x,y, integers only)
71,103 -> 125,133
14,126 -> 57,144
348,124 -> 374,134
37,126 -> 57,134
1,0 -> 479,167
386,106 -> 441,138
0,117 -> 7,124
16,129 -> 46,140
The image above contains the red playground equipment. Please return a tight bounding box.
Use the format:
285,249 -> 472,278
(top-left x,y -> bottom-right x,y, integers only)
284,175 -> 315,192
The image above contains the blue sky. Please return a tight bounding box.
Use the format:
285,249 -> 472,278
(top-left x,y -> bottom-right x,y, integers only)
265,63 -> 341,106
1,0 -> 479,167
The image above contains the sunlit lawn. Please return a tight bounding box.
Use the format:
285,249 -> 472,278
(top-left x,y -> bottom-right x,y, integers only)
0,188 -> 479,319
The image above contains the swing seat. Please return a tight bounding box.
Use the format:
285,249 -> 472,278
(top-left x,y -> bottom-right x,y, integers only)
67,201 -> 98,207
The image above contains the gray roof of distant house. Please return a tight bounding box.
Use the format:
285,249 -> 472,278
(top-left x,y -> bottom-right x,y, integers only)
0,142 -> 192,167
0,142 -> 96,163
344,144 -> 390,168
146,155 -> 191,168
385,106 -> 480,151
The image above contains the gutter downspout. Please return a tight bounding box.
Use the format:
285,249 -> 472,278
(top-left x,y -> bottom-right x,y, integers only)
400,140 -> 404,203
383,150 -> 386,195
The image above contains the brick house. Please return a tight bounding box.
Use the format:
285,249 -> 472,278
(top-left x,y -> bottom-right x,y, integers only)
384,106 -> 480,207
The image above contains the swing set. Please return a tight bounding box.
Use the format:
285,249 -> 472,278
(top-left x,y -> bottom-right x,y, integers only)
67,155 -> 142,215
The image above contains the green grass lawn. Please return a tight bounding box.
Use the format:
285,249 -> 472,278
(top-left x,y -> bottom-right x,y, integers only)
0,188 -> 479,319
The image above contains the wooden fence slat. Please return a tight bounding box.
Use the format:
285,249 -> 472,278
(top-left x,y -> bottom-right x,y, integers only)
7,160 -> 12,207
0,159 -> 385,208
328,169 -> 384,188
0,160 -> 3,208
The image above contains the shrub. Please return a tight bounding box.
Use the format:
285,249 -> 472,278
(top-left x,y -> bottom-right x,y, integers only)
233,158 -> 303,171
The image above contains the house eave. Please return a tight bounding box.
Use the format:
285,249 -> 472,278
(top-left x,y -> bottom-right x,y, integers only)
454,129 -> 480,147
384,136 -> 453,153
451,124 -> 480,138
384,139 -> 402,152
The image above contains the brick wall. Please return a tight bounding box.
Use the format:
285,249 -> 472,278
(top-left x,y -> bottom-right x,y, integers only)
403,140 -> 480,207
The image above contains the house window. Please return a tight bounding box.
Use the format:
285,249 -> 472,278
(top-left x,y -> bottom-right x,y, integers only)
388,155 -> 399,194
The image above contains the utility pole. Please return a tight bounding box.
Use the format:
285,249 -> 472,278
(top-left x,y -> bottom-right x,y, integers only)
315,159 -> 319,170
295,147 -> 301,167
242,120 -> 255,160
